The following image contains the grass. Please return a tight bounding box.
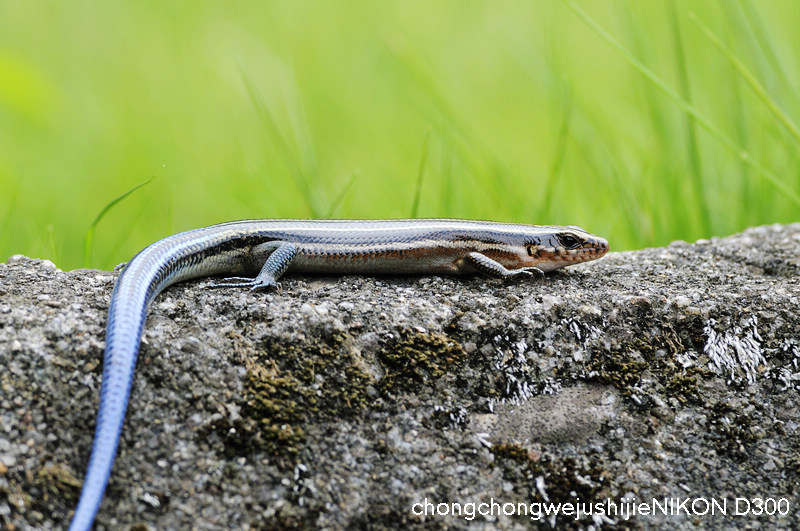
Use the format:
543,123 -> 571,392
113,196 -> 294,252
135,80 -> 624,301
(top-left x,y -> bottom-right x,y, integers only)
1,1 -> 798,270
564,0 -> 800,204
83,176 -> 155,267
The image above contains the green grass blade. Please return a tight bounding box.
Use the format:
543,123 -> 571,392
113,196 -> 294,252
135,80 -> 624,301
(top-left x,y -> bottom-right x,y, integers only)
669,2 -> 710,236
83,175 -> 156,268
0,177 -> 19,253
384,35 -> 512,212
439,151 -> 455,218
735,0 -> 795,95
562,0 -> 800,207
47,224 -> 58,266
688,11 -> 800,147
410,126 -> 431,218
240,68 -> 320,217
325,170 -> 360,219
541,88 -> 572,221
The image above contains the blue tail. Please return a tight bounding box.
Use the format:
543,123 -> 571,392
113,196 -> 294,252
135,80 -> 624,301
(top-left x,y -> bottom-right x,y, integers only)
70,298 -> 142,530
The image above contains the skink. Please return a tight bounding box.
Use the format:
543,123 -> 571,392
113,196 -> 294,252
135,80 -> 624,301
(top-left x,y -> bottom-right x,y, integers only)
68,218 -> 608,529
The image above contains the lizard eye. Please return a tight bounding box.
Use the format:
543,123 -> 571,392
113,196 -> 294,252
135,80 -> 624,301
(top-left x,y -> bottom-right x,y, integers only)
556,233 -> 583,250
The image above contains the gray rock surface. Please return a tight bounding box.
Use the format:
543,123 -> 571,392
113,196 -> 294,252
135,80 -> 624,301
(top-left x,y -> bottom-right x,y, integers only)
1,224 -> 799,530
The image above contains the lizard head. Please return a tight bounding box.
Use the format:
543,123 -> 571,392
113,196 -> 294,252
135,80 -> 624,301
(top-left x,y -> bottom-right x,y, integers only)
523,226 -> 609,272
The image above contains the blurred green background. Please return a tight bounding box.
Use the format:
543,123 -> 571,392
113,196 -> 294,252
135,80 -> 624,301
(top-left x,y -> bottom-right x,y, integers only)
1,1 -> 798,270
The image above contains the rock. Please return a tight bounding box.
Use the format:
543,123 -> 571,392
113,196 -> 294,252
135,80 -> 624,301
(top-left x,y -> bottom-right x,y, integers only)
1,224 -> 799,529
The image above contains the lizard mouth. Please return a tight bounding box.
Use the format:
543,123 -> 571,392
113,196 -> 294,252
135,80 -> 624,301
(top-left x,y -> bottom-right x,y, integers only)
531,236 -> 609,262
583,236 -> 609,257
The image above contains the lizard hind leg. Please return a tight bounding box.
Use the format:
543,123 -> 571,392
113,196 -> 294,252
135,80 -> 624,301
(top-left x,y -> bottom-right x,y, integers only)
210,241 -> 298,291
458,252 -> 544,279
